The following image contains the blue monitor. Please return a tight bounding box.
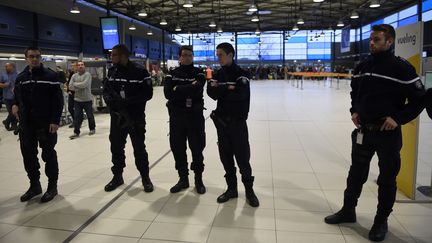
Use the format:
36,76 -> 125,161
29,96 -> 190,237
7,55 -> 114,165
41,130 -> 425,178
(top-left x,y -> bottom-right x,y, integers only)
100,17 -> 120,50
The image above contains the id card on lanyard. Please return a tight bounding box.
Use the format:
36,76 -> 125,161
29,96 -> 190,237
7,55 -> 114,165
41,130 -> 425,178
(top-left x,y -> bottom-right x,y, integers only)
356,131 -> 364,145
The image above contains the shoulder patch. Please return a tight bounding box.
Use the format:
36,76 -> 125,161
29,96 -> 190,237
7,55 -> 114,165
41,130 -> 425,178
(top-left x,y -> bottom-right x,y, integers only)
414,80 -> 424,90
237,76 -> 249,84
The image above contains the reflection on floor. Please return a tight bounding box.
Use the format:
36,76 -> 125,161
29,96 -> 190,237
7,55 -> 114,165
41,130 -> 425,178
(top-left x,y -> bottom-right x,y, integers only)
0,79 -> 431,243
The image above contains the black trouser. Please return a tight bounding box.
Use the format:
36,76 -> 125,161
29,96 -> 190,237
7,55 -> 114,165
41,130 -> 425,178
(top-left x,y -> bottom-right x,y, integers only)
74,100 -> 96,135
19,120 -> 59,183
344,128 -> 402,223
213,116 -> 252,188
109,112 -> 149,177
3,99 -> 17,127
68,93 -> 75,121
169,111 -> 205,177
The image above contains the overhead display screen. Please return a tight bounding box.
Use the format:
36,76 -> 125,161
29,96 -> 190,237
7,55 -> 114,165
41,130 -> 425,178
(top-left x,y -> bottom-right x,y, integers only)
100,17 -> 120,50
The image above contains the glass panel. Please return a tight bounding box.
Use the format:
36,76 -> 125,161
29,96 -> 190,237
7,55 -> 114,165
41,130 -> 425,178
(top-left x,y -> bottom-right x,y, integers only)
423,9 -> 432,22
399,5 -> 418,20
424,0 -> 432,12
384,13 -> 398,24
398,15 -> 418,27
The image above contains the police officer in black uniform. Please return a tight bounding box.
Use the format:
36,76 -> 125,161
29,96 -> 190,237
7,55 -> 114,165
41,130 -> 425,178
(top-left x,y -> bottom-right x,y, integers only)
207,42 -> 259,207
13,47 -> 64,203
324,24 -> 425,242
164,46 -> 206,194
103,44 -> 154,193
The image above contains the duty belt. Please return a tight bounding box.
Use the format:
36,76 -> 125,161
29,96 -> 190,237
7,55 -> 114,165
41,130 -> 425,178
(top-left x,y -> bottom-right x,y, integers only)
361,123 -> 382,132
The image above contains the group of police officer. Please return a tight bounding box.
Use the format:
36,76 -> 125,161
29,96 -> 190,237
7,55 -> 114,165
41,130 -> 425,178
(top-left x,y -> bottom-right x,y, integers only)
9,24 -> 432,242
12,42 -> 259,208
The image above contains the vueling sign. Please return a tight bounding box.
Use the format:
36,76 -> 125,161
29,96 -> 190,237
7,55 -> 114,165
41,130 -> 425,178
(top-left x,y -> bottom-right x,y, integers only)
397,33 -> 416,46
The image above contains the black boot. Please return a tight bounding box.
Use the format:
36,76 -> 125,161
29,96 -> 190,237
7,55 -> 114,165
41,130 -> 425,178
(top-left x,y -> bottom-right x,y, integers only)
170,176 -> 189,193
217,188 -> 238,203
20,181 -> 42,202
142,175 -> 154,193
245,189 -> 259,207
324,207 -> 357,224
194,173 -> 206,194
104,175 -> 124,192
243,176 -> 259,207
40,182 -> 58,203
217,174 -> 238,203
369,221 -> 388,242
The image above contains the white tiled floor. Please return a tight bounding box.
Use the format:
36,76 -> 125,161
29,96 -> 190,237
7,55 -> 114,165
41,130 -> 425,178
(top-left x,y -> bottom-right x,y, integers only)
0,79 -> 431,243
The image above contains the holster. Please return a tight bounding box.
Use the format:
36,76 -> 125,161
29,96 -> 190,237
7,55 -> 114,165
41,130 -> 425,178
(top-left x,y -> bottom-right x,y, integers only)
210,111 -> 227,128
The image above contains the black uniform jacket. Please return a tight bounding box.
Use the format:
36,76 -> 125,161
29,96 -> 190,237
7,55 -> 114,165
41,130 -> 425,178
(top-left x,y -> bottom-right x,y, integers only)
207,63 -> 251,119
350,49 -> 425,125
14,64 -> 64,125
104,61 -> 153,119
164,64 -> 206,113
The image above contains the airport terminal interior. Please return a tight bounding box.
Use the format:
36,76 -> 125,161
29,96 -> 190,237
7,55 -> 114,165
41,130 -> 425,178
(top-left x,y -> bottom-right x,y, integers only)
1,0 -> 432,243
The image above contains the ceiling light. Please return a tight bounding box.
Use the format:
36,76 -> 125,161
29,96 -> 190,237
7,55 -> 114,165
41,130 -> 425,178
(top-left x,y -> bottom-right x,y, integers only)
187,30 -> 192,35
172,39 -> 176,43
147,29 -> 153,35
209,20 -> 216,28
313,0 -> 325,2
292,24 -> 299,31
138,9 -> 147,17
183,0 -> 193,8
320,30 -> 325,36
337,20 -> 344,27
251,15 -> 259,22
255,28 -> 261,35
129,23 -> 136,31
369,0 -> 380,8
70,5 -> 80,14
350,11 -> 359,19
217,26 -> 223,33
175,24 -> 182,32
160,18 -> 168,25
248,4 -> 258,12
297,17 -> 304,25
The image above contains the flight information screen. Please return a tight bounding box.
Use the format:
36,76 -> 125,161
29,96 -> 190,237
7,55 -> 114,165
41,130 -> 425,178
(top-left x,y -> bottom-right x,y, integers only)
100,17 -> 119,50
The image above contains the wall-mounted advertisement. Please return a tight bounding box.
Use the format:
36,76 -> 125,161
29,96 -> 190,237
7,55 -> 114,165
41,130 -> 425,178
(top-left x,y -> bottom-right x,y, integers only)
340,26 -> 351,53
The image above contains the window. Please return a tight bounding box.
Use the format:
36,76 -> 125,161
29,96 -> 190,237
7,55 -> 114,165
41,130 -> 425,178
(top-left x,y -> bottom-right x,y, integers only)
398,15 -> 418,27
361,24 -> 371,34
371,19 -> 384,27
384,13 -> 398,24
423,9 -> 432,22
399,5 -> 417,19
424,0 -> 432,12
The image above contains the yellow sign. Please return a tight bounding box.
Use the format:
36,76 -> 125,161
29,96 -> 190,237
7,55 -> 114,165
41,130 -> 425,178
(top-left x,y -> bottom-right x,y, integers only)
395,22 -> 424,199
